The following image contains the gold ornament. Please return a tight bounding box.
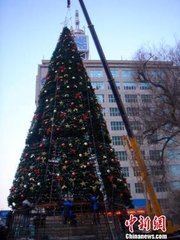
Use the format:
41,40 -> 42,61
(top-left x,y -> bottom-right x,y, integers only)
80,181 -> 86,186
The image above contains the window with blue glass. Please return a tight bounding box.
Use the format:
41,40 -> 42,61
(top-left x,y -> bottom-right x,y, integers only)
121,167 -> 129,177
101,108 -> 106,116
108,94 -> 116,103
96,94 -> 104,103
126,107 -> 139,116
141,94 -> 152,103
166,149 -> 180,160
140,82 -> 150,90
115,151 -> 127,161
124,82 -> 137,90
154,182 -> 167,192
121,69 -> 135,80
91,82 -> 104,90
40,77 -> 46,87
89,69 -> 103,78
171,181 -> 180,190
112,136 -> 123,145
125,94 -> 138,103
151,69 -> 165,79
135,182 -> 144,193
109,107 -> 120,116
111,121 -> 124,131
130,121 -> 141,130
110,68 -> 119,78
169,165 -> 180,176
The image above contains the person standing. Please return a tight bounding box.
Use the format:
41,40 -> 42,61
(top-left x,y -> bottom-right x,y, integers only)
62,200 -> 72,224
91,195 -> 100,224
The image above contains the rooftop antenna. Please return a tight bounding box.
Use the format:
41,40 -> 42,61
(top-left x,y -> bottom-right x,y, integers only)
74,9 -> 84,34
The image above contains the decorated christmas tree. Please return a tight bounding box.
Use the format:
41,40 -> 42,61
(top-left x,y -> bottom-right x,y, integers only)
8,27 -> 132,209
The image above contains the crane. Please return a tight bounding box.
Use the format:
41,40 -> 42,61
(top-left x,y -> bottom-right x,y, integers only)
67,0 -> 177,234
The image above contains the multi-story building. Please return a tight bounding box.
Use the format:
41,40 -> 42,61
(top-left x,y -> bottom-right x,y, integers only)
35,13 -> 180,216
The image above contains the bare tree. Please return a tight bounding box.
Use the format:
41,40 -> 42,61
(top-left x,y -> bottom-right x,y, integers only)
135,41 -> 180,65
132,42 -> 180,222
133,42 -> 180,162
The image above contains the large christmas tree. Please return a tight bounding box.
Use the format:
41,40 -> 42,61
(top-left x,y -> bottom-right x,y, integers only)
8,27 -> 132,209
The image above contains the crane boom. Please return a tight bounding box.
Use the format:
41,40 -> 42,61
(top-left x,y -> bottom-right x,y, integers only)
78,0 -> 163,217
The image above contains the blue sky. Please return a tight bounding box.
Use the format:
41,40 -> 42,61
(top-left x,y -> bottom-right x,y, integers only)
0,0 -> 180,209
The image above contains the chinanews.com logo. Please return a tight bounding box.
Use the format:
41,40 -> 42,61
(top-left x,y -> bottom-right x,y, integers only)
124,214 -> 167,239
125,234 -> 167,239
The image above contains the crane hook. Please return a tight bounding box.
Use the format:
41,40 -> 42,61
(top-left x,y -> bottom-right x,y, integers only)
67,0 -> 71,8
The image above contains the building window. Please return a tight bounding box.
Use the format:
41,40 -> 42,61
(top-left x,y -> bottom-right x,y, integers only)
133,167 -> 140,176
89,69 -> 103,78
91,81 -> 104,90
151,69 -> 165,79
126,107 -> 139,116
154,182 -> 167,192
136,136 -> 143,145
96,94 -> 104,103
150,166 -> 164,176
140,82 -> 150,90
124,82 -> 137,90
121,69 -> 135,80
110,68 -> 119,78
169,165 -> 180,176
112,136 -> 123,145
40,77 -> 46,87
166,149 -> 180,161
121,167 -> 129,177
171,181 -> 180,190
141,94 -> 152,103
147,133 -> 158,144
127,183 -> 131,191
149,150 -> 161,161
141,150 -> 145,159
109,107 -> 120,116
111,121 -> 124,131
158,198 -> 168,209
130,121 -> 142,130
101,108 -> 106,116
116,151 -> 127,161
135,182 -> 144,193
125,94 -> 138,103
108,94 -> 116,103
108,82 -> 120,89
